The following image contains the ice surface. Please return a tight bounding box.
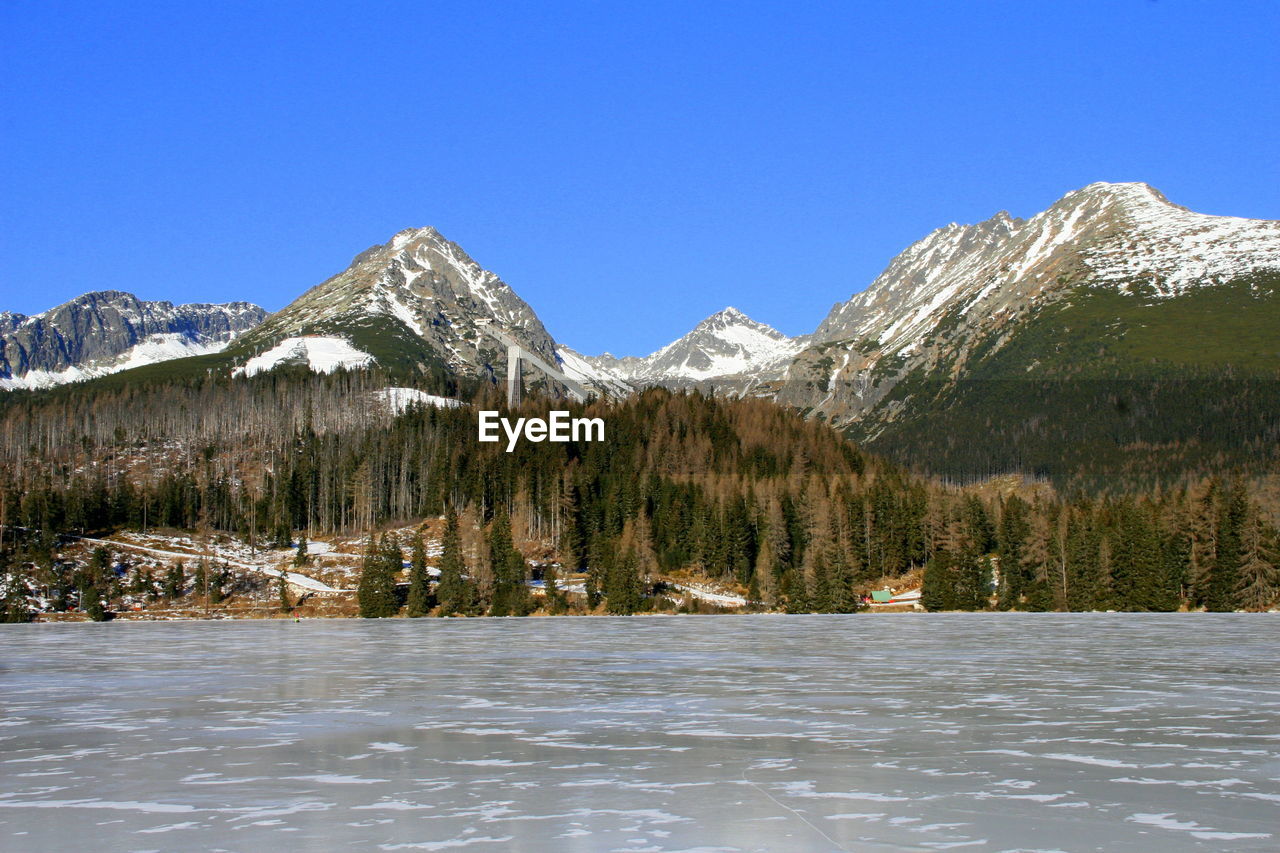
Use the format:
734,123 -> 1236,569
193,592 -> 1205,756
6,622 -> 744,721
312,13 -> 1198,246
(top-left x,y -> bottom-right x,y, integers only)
1,614 -> 1276,851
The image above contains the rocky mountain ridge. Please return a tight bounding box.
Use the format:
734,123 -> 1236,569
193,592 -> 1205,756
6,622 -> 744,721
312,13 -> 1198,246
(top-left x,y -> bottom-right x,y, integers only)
565,307 -> 803,394
776,181 -> 1280,425
0,291 -> 265,390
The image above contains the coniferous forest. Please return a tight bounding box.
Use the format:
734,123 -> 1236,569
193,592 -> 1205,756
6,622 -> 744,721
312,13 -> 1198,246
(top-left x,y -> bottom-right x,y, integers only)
1,367 -> 1278,621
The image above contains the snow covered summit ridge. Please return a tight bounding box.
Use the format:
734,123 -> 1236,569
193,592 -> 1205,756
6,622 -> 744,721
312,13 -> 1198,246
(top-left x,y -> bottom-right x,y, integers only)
563,306 -> 802,388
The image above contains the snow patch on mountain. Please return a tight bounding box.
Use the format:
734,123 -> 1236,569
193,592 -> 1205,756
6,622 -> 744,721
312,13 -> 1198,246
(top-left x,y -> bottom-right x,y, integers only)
0,333 -> 237,390
235,336 -> 374,378
376,387 -> 465,414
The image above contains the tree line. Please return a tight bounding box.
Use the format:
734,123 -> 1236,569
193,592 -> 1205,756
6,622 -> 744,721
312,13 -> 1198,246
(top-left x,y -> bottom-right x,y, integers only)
2,370 -> 1277,619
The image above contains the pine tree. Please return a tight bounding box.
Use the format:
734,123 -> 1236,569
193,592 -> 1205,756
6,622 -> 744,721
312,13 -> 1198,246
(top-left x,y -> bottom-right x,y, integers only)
753,536 -> 778,608
82,583 -> 109,621
357,533 -> 400,618
436,508 -> 471,616
1187,481 -> 1219,607
996,496 -> 1031,609
192,560 -> 207,603
1,550 -> 33,623
277,570 -> 292,613
922,550 -> 956,611
605,547 -> 643,614
208,564 -> 227,605
1236,507 -> 1279,611
405,531 -> 431,617
164,561 -> 185,599
488,514 -> 530,617
294,534 -> 310,567
1020,510 -> 1056,611
1206,484 -> 1247,612
1112,500 -> 1179,611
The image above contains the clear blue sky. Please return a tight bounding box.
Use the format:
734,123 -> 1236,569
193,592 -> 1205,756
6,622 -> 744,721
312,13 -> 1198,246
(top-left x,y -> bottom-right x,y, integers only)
3,1 -> 1278,356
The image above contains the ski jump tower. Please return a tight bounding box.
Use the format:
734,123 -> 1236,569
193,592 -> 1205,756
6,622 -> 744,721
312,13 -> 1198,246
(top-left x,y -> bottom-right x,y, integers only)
475,320 -> 590,408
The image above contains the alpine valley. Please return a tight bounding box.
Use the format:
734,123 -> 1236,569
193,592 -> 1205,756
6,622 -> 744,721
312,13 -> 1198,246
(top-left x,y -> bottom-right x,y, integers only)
2,182 -> 1279,621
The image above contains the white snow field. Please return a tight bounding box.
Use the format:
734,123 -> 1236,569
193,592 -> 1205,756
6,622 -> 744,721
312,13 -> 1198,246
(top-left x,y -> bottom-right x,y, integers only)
375,387 -> 465,414
234,336 -> 374,377
0,333 -> 232,390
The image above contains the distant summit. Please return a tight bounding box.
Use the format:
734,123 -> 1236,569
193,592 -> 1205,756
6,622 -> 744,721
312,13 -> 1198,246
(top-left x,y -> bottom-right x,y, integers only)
563,306 -> 803,395
0,291 -> 265,389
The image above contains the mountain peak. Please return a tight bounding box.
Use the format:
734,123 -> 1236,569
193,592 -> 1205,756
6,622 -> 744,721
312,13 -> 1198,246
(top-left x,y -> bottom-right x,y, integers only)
1050,181 -> 1178,215
235,223 -> 560,379
695,306 -> 758,330
389,225 -> 443,251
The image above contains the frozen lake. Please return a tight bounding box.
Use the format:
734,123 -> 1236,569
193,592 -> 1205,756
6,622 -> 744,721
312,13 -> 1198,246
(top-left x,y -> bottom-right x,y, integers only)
2,614 -> 1277,852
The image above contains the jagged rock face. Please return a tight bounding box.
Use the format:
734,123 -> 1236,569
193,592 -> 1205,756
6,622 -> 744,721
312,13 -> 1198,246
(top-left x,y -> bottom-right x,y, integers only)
238,227 -> 560,377
573,307 -> 804,395
0,291 -> 265,389
778,182 -> 1280,424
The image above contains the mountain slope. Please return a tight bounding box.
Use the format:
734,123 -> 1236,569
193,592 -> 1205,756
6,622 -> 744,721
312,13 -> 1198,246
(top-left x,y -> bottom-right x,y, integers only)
0,291 -> 265,390
228,226 -> 560,384
775,181 -> 1280,484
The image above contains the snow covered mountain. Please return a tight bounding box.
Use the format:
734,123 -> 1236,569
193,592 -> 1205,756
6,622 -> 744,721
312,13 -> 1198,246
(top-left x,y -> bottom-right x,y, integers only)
0,291 -> 265,390
229,226 -> 562,386
777,181 -> 1280,426
566,307 -> 803,394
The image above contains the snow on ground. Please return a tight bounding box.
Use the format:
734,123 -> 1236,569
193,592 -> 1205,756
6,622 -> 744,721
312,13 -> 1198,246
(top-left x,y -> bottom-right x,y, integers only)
664,580 -> 748,607
78,535 -> 345,594
375,387 -> 465,414
0,334 -> 230,390
235,336 -> 374,378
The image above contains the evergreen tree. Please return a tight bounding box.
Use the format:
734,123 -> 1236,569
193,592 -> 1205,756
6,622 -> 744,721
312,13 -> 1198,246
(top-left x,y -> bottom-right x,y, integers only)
1,550 -> 33,623
207,563 -> 227,605
82,584 -> 109,621
753,536 -> 778,608
1206,484 -> 1247,611
436,508 -> 471,616
489,513 -> 530,617
277,570 -> 292,613
1111,501 -> 1179,611
922,550 -> 956,611
996,496 -> 1031,609
163,561 -> 185,599
922,547 -> 988,611
357,534 -> 400,618
605,547 -> 643,614
1236,507 -> 1279,611
294,534 -> 310,567
405,531 -> 431,617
